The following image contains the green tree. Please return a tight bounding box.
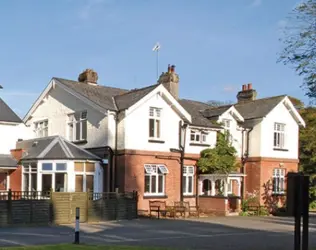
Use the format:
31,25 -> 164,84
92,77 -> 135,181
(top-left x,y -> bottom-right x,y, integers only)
278,0 -> 316,99
299,106 -> 316,206
197,131 -> 238,174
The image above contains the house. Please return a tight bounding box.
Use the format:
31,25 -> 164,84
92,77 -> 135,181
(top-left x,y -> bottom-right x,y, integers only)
0,98 -> 32,191
21,66 -> 304,214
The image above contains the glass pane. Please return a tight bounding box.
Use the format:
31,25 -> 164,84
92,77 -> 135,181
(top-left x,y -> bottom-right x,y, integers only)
56,163 -> 67,171
85,163 -> 95,172
145,176 -> 150,192
42,163 -> 53,171
86,175 -> 94,192
81,111 -> 87,119
23,174 -> 29,191
196,134 -> 200,142
190,132 -> 195,141
280,178 -> 284,192
188,176 -> 193,193
149,107 -> 154,117
144,165 -> 153,174
55,173 -> 65,192
273,177 -> 277,192
158,175 -> 163,193
76,122 -> 80,141
149,119 -> 155,137
158,165 -> 168,174
75,175 -> 83,192
82,120 -> 87,140
69,123 -> 74,141
156,120 -> 160,138
31,174 -> 37,191
42,174 -> 52,192
151,176 -> 157,193
74,113 -> 80,121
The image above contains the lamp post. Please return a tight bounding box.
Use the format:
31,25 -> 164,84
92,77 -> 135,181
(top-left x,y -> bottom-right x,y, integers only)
170,121 -> 188,202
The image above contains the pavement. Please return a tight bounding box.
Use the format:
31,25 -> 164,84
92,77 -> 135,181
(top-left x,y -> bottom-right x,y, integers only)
0,216 -> 315,249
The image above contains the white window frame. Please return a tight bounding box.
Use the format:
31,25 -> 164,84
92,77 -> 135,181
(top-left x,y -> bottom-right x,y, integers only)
149,107 -> 161,139
222,119 -> 231,130
22,163 -> 38,192
144,164 -> 168,196
183,166 -> 194,195
68,111 -> 87,142
190,130 -> 207,144
74,161 -> 95,193
34,120 -> 48,138
273,123 -> 286,149
272,168 -> 285,194
227,179 -> 233,194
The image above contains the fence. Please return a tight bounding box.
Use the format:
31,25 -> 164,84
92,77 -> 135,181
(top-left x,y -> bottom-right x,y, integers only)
0,189 -> 138,226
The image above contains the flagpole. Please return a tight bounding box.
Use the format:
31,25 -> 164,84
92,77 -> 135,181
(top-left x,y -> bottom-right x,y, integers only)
156,49 -> 159,80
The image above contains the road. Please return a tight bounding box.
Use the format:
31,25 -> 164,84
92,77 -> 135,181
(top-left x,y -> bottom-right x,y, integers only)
0,216 -> 315,249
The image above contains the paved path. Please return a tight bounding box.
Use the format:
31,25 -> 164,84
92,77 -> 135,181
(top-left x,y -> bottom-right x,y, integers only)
0,216 -> 315,249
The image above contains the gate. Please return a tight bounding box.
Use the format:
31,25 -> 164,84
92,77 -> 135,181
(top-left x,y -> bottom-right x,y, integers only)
51,192 -> 88,224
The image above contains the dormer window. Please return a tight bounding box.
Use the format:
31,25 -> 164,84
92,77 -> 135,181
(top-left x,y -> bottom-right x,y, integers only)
190,130 -> 207,144
34,120 -> 48,138
68,111 -> 87,142
149,107 -> 161,139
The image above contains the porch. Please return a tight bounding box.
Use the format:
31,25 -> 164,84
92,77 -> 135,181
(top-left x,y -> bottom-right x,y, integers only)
198,173 -> 245,216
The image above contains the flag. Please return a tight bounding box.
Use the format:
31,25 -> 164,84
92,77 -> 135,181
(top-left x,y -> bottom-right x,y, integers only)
152,42 -> 160,51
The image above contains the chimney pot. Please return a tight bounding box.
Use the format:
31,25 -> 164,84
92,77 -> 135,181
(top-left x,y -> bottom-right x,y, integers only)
171,65 -> 175,72
248,83 -> 252,90
242,84 -> 247,91
167,64 -> 171,73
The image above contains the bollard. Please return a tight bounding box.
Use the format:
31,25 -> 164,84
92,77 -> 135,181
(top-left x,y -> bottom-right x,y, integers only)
74,207 -> 80,244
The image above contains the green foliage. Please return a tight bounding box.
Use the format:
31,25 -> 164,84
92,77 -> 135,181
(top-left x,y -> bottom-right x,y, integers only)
278,0 -> 316,99
299,106 -> 316,203
197,131 -> 238,174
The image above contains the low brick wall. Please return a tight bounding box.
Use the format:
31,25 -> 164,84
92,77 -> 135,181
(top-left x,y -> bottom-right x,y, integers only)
199,195 -> 228,216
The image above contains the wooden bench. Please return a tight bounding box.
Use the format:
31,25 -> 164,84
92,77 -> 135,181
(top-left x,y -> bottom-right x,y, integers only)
149,200 -> 167,219
173,201 -> 200,218
246,201 -> 265,215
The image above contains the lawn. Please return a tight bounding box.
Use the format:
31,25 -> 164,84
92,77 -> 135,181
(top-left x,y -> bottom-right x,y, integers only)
2,244 -> 171,250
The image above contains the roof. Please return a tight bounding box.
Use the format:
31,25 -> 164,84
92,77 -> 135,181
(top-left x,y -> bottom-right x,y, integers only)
54,78 -> 128,111
202,105 -> 232,119
0,154 -> 18,168
234,95 -> 286,120
178,99 -> 222,128
16,135 -> 101,161
0,98 -> 22,123
114,84 -> 159,110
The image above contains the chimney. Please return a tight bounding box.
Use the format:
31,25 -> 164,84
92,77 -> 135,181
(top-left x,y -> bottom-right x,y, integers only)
237,83 -> 257,103
158,64 -> 180,99
78,69 -> 98,85
10,149 -> 24,162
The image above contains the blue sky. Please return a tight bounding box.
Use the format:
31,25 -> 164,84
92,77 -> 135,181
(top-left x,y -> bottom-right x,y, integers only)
0,0 -> 306,118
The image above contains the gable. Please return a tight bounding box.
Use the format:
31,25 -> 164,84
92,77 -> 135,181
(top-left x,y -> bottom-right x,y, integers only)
221,106 -> 244,122
23,79 -> 109,123
125,84 -> 192,123
0,98 -> 22,123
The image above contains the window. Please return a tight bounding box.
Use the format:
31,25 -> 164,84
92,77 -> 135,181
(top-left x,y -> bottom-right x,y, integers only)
149,107 -> 161,139
68,111 -> 87,142
56,163 -> 67,171
144,164 -> 168,195
34,120 -> 48,138
22,164 -> 37,192
222,119 -> 231,130
274,123 -> 285,149
273,168 -> 285,194
183,166 -> 194,195
227,180 -> 233,194
74,161 -> 95,192
42,163 -> 53,171
190,130 -> 207,144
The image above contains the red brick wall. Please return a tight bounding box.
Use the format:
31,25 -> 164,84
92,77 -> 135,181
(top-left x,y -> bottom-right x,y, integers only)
199,196 -> 228,215
117,150 -> 199,211
9,166 -> 22,191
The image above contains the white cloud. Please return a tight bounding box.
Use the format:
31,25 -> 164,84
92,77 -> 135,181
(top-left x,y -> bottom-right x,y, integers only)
78,0 -> 113,21
250,0 -> 262,7
223,85 -> 236,93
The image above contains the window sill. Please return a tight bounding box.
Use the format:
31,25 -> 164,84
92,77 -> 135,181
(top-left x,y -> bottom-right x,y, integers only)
189,143 -> 211,147
183,194 -> 195,198
143,194 -> 168,199
273,148 -> 289,152
148,139 -> 165,144
272,192 -> 286,196
72,140 -> 88,145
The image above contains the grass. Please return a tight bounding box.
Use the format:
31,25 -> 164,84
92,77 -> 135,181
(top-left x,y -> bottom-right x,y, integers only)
1,244 -> 171,250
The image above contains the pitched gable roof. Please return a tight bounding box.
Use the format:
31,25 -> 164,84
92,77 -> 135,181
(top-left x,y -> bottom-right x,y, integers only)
0,154 -> 18,168
178,99 -> 222,128
17,135 -> 101,161
54,78 -> 128,111
0,98 -> 22,123
114,84 -> 159,110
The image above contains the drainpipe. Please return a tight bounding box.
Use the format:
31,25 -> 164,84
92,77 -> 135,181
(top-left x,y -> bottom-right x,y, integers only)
241,127 -> 253,198
179,122 -> 187,202
114,111 -> 119,191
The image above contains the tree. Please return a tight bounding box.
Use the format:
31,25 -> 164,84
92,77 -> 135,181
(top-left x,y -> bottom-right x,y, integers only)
298,106 -> 316,206
278,0 -> 316,99
197,131 -> 239,174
